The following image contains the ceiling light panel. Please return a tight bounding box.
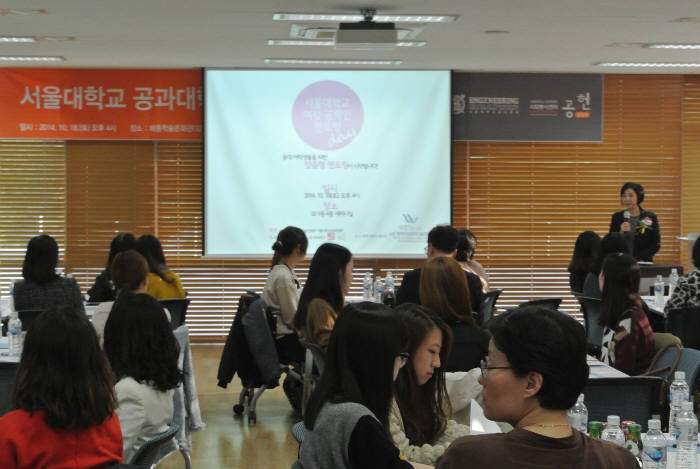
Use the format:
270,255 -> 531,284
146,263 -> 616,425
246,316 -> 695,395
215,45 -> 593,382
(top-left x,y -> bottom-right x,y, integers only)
268,39 -> 425,47
644,44 -> 700,50
594,62 -> 700,67
264,58 -> 402,65
268,39 -> 334,46
0,36 -> 37,43
0,55 -> 64,62
273,13 -> 457,23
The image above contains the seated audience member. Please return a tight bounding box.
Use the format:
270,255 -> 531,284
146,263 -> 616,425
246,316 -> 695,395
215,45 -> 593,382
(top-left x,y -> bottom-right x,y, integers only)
599,252 -> 655,375
104,293 -> 182,462
568,231 -> 600,293
456,229 -> 488,293
392,303 -> 469,465
582,232 -> 629,299
87,232 -> 136,303
91,249 -> 170,346
397,224 -> 483,312
12,234 -> 84,313
294,243 -> 353,350
135,234 -> 186,300
0,306 -> 122,468
293,302 -> 431,469
435,306 -> 637,469
420,256 -> 489,372
262,226 -> 308,363
665,238 -> 700,312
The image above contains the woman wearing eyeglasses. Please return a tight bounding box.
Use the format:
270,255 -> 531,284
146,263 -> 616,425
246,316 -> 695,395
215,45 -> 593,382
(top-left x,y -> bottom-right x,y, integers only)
391,304 -> 469,465
292,302 -> 432,469
435,306 -> 637,469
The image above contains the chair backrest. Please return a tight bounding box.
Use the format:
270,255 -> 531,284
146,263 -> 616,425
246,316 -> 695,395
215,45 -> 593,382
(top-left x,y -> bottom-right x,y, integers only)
241,298 -> 282,383
648,346 -> 700,394
128,422 -> 179,466
518,298 -> 562,311
299,340 -> 326,375
583,376 -> 663,432
667,307 -> 700,350
160,298 -> 191,330
0,362 -> 18,417
573,294 -> 605,350
479,289 -> 502,325
17,309 -> 43,331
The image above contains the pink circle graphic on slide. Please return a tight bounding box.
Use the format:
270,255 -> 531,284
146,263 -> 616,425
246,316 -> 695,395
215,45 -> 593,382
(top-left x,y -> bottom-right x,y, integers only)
292,80 -> 363,151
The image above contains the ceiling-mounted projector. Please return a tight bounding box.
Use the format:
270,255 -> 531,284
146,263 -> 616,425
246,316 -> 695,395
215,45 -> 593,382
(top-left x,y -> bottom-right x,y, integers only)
335,9 -> 397,50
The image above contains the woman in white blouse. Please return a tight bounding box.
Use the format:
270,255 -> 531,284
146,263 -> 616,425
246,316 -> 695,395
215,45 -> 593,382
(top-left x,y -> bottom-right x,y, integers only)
104,292 -> 182,462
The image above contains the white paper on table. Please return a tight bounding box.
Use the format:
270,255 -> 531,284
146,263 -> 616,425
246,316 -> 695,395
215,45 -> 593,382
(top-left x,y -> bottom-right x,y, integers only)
469,398 -> 502,435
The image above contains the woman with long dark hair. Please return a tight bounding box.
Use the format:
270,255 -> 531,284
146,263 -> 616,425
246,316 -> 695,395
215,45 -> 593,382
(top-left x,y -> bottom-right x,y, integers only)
0,306 -> 122,468
261,226 -> 308,364
582,232 -> 629,299
87,232 -> 136,302
419,256 -> 489,372
567,231 -> 600,293
13,234 -> 84,313
294,242 -> 352,349
293,302 -> 431,469
391,303 -> 468,465
104,293 -> 182,461
598,252 -> 655,375
135,234 -> 185,300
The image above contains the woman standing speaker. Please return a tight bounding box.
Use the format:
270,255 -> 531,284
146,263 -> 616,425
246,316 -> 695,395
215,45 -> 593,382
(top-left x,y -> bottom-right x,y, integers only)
608,182 -> 660,262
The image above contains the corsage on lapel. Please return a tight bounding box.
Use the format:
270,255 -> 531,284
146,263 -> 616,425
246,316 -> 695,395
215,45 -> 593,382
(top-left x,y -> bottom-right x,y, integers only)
637,217 -> 653,234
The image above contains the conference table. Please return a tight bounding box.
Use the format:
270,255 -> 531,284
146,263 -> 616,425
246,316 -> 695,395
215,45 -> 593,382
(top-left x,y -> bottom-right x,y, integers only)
587,354 -> 628,378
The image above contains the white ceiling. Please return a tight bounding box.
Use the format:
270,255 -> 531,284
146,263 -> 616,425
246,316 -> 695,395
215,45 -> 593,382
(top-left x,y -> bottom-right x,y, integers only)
2,0 -> 700,73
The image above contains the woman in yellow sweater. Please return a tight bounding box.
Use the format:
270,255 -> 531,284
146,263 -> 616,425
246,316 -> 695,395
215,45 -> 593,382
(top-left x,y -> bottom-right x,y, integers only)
294,243 -> 353,349
135,234 -> 186,300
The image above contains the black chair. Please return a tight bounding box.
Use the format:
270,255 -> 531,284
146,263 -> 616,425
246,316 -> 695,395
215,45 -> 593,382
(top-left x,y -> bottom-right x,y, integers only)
583,376 -> 663,432
299,339 -> 326,417
128,422 -> 180,467
667,307 -> 700,349
478,289 -> 502,326
160,298 -> 190,330
0,361 -> 18,417
518,298 -> 562,311
17,309 -> 43,331
573,293 -> 605,355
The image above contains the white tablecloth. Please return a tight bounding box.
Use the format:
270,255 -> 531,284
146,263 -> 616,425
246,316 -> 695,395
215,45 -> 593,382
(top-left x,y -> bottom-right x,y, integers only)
587,354 -> 628,378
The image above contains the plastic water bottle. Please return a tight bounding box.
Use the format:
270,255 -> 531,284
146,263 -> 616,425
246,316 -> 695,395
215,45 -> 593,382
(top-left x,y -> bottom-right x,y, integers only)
567,393 -> 588,433
601,415 -> 625,447
669,268 -> 680,298
641,419 -> 667,469
654,275 -> 665,307
675,400 -> 698,469
670,371 -> 690,438
8,311 -> 22,357
374,277 -> 384,303
362,272 -> 373,300
384,271 -> 395,295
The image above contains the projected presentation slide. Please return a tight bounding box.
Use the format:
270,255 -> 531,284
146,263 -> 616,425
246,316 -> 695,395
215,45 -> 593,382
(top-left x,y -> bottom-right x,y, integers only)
204,69 -> 451,257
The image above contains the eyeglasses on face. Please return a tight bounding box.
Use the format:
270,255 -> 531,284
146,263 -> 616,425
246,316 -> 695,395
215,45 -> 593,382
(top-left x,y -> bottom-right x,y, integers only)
398,352 -> 410,367
479,358 -> 513,379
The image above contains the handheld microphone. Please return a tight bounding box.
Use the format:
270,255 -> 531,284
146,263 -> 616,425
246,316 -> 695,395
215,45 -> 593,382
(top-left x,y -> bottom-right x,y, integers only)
623,210 -> 630,220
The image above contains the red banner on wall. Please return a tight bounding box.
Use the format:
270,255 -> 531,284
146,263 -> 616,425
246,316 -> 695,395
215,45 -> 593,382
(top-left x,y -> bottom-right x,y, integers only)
0,69 -> 202,140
